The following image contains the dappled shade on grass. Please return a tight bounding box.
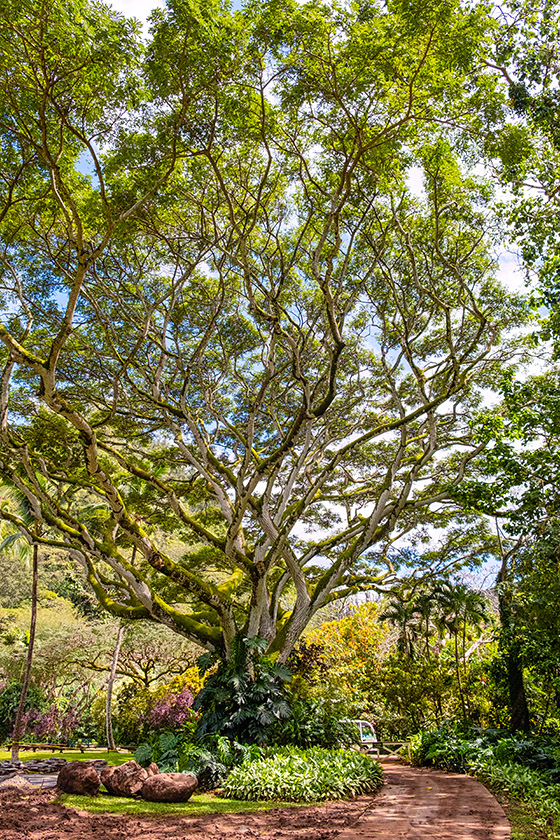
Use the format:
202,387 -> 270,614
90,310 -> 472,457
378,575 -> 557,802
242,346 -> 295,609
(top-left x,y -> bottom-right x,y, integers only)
58,791 -> 307,816
0,750 -> 134,765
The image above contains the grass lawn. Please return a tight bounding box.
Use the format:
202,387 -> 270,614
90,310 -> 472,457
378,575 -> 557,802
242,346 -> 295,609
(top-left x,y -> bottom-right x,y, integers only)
0,750 -> 134,765
58,791 -> 309,816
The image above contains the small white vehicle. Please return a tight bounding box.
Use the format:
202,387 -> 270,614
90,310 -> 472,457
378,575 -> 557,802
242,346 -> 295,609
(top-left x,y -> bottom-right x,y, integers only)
343,719 -> 379,756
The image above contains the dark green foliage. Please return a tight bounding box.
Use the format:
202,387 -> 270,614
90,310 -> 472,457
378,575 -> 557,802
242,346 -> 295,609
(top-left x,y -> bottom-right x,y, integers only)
135,731 -> 262,790
175,742 -> 229,789
0,681 -> 45,742
410,727 -> 493,772
133,742 -> 153,767
134,732 -> 183,773
272,698 -> 358,749
223,746 -> 383,802
194,637 -> 292,745
179,737 -> 262,790
411,727 -> 560,781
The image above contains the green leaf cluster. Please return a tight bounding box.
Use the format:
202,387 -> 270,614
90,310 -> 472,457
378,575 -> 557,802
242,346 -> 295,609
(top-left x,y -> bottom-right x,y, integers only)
222,745 -> 383,802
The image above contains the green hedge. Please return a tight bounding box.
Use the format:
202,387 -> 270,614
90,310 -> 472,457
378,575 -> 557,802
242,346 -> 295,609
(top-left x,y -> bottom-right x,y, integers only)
222,746 -> 383,802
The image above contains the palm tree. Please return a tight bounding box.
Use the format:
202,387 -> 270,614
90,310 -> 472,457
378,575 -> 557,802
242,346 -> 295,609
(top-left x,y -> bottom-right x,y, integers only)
434,582 -> 489,719
380,596 -> 421,659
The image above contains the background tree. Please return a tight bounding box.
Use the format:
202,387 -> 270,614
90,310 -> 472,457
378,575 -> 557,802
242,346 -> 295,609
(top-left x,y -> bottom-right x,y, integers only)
105,624 -> 124,752
10,540 -> 39,760
291,581 -> 495,737
454,370 -> 560,730
435,582 -> 489,720
70,622 -> 198,690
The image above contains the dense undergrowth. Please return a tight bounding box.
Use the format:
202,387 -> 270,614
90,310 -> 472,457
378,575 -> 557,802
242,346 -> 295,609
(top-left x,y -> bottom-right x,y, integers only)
135,734 -> 382,803
222,746 -> 383,802
410,729 -> 560,839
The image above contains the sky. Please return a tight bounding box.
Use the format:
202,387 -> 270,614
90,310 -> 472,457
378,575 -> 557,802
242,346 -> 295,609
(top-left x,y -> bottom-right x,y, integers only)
108,0 -> 164,34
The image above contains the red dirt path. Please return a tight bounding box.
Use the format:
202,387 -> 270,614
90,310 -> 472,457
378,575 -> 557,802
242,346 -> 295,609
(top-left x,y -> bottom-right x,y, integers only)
338,761 -> 510,840
0,761 -> 510,840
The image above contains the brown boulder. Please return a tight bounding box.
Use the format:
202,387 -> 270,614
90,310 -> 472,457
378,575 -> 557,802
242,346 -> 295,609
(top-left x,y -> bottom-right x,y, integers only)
100,765 -> 117,793
100,760 -> 148,797
146,762 -> 159,777
141,772 -> 198,803
57,761 -> 100,796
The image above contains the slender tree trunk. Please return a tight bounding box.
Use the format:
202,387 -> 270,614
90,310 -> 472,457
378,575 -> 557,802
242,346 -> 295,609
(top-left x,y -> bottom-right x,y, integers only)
11,543 -> 39,763
106,624 -> 124,751
454,631 -> 468,720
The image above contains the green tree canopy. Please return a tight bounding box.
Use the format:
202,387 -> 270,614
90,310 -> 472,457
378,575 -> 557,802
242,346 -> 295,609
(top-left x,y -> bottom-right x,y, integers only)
0,0 -> 525,662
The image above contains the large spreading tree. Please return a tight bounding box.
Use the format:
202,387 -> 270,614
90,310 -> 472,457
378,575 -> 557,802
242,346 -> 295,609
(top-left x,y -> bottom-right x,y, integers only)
0,0 -> 524,663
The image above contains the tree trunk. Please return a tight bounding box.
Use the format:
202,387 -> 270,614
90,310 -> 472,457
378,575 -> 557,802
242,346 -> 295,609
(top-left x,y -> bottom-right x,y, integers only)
495,531 -> 530,734
11,543 -> 39,763
454,631 -> 468,720
106,624 -> 125,751
506,636 -> 530,732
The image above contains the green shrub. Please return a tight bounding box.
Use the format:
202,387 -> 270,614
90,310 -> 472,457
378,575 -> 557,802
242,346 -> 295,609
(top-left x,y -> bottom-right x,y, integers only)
135,731 -> 262,790
477,761 -> 560,839
223,746 -> 383,802
410,727 -> 560,778
135,731 -> 183,773
409,727 -> 492,772
272,698 -> 358,749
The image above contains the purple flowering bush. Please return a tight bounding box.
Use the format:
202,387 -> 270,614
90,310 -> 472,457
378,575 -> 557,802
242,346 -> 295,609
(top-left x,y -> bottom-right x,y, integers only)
134,689 -> 203,776
146,688 -> 199,732
18,703 -> 82,744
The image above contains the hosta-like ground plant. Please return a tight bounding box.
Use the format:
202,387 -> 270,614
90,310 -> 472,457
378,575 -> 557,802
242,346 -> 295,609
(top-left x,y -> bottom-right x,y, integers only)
222,746 -> 383,802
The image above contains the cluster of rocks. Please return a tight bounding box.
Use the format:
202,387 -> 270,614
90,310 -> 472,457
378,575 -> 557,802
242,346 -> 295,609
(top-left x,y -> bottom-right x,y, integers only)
0,761 -> 19,778
0,756 -> 72,776
23,756 -> 71,774
57,759 -> 198,803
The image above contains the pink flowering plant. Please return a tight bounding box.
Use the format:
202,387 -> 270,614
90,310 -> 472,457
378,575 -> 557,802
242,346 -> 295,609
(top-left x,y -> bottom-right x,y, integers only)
17,703 -> 82,744
146,688 -> 199,733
